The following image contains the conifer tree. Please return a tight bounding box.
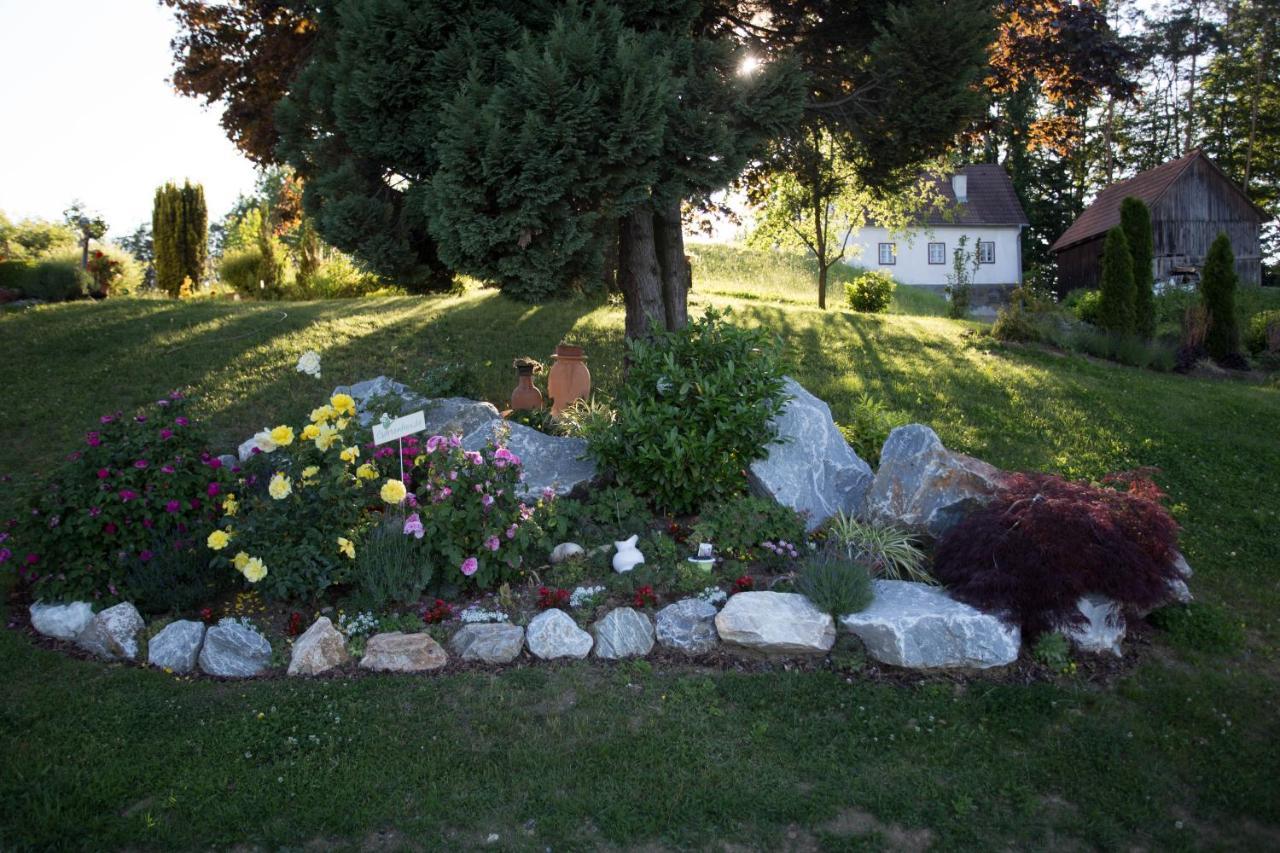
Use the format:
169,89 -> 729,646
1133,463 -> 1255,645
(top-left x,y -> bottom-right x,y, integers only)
1200,232 -> 1240,359
1120,197 -> 1155,339
1097,226 -> 1136,333
152,181 -> 208,297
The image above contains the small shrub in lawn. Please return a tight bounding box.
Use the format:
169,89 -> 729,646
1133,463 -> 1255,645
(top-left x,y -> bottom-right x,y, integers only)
844,270 -> 895,313
1031,631 -> 1072,670
824,511 -> 932,584
586,308 -> 787,515
837,393 -> 907,466
1148,602 -> 1246,655
24,252 -> 91,302
1066,288 -> 1103,325
933,470 -> 1182,640
1245,310 -> 1280,356
797,551 -> 873,618
3,392 -> 232,605
691,494 -> 807,564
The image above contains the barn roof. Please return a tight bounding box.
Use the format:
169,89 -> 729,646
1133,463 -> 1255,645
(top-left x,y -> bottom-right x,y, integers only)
917,163 -> 1029,227
1050,149 -> 1268,253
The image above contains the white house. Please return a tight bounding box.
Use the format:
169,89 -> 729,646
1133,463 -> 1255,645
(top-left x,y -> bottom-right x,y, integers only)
847,164 -> 1028,295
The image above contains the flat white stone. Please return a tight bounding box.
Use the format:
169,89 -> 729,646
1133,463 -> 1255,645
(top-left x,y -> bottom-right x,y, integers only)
148,620 -> 206,673
29,601 -> 94,641
450,623 -> 525,664
199,619 -> 272,677
714,591 -> 836,654
840,580 -> 1020,669
359,632 -> 448,672
525,609 -> 592,660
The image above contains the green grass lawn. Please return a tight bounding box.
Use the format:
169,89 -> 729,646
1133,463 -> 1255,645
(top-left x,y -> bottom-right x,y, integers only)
2,273 -> 1279,849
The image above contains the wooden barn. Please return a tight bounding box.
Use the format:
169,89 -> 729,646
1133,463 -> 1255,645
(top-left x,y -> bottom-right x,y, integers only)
1051,150 -> 1268,294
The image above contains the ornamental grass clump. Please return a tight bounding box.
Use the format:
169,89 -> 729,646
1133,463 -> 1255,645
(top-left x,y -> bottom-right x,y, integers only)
797,551 -> 873,618
824,511 -> 932,584
932,470 -> 1182,640
2,392 -> 232,605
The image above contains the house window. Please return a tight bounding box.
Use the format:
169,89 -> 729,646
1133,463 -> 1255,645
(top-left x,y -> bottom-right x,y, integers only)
928,242 -> 946,265
878,243 -> 896,265
977,241 -> 995,264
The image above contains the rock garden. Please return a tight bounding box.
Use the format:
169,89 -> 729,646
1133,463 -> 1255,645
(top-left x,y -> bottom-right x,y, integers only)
6,310 -> 1197,684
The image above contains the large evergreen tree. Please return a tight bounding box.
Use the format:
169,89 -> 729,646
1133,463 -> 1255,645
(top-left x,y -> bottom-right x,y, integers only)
1119,196 -> 1155,339
1097,225 -> 1136,334
1200,232 -> 1240,360
152,181 -> 208,298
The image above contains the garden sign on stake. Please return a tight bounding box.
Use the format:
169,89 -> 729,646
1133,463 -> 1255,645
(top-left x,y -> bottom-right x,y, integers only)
372,410 -> 427,484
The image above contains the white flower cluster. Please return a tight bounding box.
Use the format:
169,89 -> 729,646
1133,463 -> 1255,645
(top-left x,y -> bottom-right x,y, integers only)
338,610 -> 378,638
458,607 -> 510,624
697,586 -> 727,607
570,585 -> 607,609
296,350 -> 322,379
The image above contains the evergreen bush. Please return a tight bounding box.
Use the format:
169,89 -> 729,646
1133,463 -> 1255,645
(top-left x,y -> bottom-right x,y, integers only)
797,551 -> 873,618
153,181 -> 208,297
1097,226 -> 1136,333
844,270 -> 895,313
1200,233 -> 1240,360
1120,197 -> 1155,338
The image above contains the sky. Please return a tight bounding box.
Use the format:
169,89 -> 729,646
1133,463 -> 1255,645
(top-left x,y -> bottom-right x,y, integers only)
0,0 -> 260,236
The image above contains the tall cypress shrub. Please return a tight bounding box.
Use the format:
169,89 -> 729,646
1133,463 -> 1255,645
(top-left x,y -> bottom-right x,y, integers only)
1097,226 -> 1135,334
152,181 -> 208,297
1200,232 -> 1239,360
1120,197 -> 1155,339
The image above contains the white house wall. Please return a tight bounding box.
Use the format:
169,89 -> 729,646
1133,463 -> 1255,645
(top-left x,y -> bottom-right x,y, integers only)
846,225 -> 1023,287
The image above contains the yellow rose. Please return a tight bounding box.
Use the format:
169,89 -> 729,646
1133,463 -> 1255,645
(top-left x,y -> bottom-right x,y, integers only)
356,463 -> 378,480
269,425 -> 295,446
242,557 -> 268,583
207,530 -> 231,550
232,551 -> 250,571
336,418 -> 350,430
301,465 -> 320,480
340,446 -> 359,463
380,479 -> 407,504
331,393 -> 356,416
268,472 -> 292,500
314,424 -> 339,451
310,404 -> 335,423
222,494 -> 238,516
337,537 -> 355,559
301,424 -> 320,440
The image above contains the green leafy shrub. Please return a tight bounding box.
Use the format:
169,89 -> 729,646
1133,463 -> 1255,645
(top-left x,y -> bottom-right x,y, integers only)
562,485 -> 651,545
797,551 -> 873,618
354,516 -> 434,609
25,253 -> 90,302
122,545 -> 233,615
1067,289 -> 1103,325
691,495 -> 807,563
837,393 -> 907,466
1245,310 -> 1280,356
556,397 -> 617,440
1148,602 -> 1246,655
824,512 -> 931,583
1120,197 -> 1156,338
303,254 -> 382,298
844,270 -> 895,313
1031,631 -> 1071,668
4,393 -> 232,604
1200,232 -> 1240,360
586,308 -> 787,514
218,247 -> 269,296
1097,226 -> 1136,333
0,260 -> 35,295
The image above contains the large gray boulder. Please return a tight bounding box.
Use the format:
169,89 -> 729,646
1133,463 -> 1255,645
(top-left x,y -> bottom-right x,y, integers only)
29,601 -> 94,641
748,377 -> 873,531
525,609 -> 593,660
715,591 -> 836,654
840,580 -> 1020,669
199,619 -> 272,677
421,397 -> 502,438
75,602 -> 144,661
655,598 -> 720,656
591,607 -> 655,659
147,620 -> 206,673
1064,595 -> 1125,656
462,420 -> 596,499
288,617 -> 351,676
864,424 -> 1006,539
359,632 -> 448,672
451,623 -> 525,664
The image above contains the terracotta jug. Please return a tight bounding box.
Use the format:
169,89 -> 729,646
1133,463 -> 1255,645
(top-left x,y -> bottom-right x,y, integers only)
547,344 -> 591,417
510,364 -> 543,411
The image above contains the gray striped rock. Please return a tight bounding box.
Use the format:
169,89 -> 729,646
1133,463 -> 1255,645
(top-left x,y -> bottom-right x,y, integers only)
748,377 -> 873,531
199,619 -> 272,677
525,609 -> 592,660
75,602 -> 144,661
451,623 -> 525,664
462,420 -> 596,499
840,580 -> 1020,669
591,607 -> 654,659
148,620 -> 206,673
715,591 -> 836,654
655,599 -> 719,655
29,601 -> 94,641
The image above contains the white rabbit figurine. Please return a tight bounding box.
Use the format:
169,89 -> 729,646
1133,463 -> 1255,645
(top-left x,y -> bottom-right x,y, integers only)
612,534 -> 645,573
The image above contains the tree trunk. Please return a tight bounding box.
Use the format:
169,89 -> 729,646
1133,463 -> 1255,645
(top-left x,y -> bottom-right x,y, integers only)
600,218 -> 620,293
653,200 -> 689,331
80,234 -> 90,270
618,205 -> 665,341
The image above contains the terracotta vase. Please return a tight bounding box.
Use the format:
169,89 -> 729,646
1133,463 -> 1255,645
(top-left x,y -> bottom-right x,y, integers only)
547,344 -> 591,417
510,365 -> 543,411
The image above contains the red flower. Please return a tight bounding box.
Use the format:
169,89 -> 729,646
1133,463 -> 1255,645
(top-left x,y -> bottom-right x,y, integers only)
287,612 -> 305,637
199,607 -> 214,624
421,599 -> 454,623
632,585 -> 657,608
537,586 -> 570,610
733,575 -> 755,593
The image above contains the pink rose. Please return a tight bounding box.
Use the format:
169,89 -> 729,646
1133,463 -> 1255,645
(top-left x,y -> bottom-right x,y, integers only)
460,557 -> 478,576
207,482 -> 221,497
97,468 -> 110,479
165,500 -> 181,514
485,536 -> 500,552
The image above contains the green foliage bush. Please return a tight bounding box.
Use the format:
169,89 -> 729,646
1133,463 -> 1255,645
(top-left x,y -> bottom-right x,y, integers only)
354,517 -> 434,609
24,252 -> 90,302
1097,226 -> 1136,333
1244,309 -> 1280,356
1031,631 -> 1072,669
1148,602 -> 1246,655
1200,232 -> 1240,360
691,494 -> 807,563
586,309 -> 788,514
302,254 -> 382,298
1067,289 -> 1103,325
797,551 -> 873,618
1120,197 -> 1155,339
836,393 -> 907,467
0,260 -> 35,295
844,270 -> 896,313
218,247 -> 268,296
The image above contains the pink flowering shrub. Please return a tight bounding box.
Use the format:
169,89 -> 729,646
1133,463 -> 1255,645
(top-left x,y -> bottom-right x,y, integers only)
2,393 -> 232,603
408,433 -> 563,590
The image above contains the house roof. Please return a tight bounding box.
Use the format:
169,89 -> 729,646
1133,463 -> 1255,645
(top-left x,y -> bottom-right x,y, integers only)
1050,149 -> 1268,253
917,163 -> 1029,227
